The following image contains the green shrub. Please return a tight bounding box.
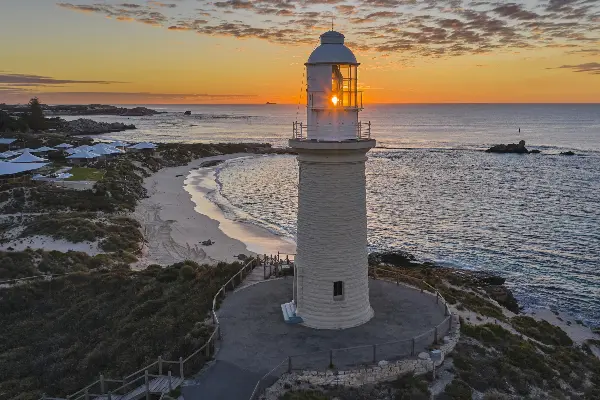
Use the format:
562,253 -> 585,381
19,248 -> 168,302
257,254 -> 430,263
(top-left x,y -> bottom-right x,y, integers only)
441,379 -> 473,399
180,265 -> 195,280
0,261 -> 245,399
511,316 -> 573,346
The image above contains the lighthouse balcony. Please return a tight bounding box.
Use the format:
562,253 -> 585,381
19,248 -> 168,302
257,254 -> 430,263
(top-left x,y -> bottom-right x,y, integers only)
292,121 -> 371,141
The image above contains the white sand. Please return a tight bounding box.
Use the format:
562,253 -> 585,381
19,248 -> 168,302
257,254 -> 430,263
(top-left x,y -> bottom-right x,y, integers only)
0,235 -> 103,255
185,164 -> 296,256
133,154 -> 295,268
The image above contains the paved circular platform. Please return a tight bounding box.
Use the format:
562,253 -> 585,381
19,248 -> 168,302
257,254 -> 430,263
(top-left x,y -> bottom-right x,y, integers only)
216,277 -> 447,374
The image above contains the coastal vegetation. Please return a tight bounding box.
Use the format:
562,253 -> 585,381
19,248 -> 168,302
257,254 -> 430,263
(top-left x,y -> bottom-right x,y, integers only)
0,135 -> 280,282
0,260 -> 244,400
0,248 -> 134,280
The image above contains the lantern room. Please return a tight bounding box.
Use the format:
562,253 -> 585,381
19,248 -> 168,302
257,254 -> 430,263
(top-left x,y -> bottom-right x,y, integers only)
294,31 -> 370,142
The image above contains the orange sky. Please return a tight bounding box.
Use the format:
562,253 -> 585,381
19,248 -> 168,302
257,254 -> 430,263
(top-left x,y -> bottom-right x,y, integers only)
1,0 -> 599,104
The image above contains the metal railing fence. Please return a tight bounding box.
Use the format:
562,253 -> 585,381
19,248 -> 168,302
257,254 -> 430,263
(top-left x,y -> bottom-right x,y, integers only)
248,267 -> 455,400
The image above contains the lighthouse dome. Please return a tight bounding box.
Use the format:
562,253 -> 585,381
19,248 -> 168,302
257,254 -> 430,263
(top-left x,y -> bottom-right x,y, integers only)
307,31 -> 358,65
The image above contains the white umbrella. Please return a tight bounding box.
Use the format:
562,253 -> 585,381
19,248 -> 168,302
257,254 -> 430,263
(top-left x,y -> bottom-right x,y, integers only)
9,151 -> 48,163
0,152 -> 13,159
110,140 -> 128,147
17,148 -> 36,153
55,143 -> 74,149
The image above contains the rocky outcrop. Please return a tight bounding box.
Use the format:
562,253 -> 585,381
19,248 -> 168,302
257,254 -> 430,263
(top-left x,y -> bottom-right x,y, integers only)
368,251 -> 419,267
61,118 -> 136,134
486,140 -> 529,154
560,151 -> 575,156
45,105 -> 161,116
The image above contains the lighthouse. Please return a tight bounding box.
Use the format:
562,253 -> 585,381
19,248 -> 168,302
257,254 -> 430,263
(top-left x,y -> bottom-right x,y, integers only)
289,31 -> 375,330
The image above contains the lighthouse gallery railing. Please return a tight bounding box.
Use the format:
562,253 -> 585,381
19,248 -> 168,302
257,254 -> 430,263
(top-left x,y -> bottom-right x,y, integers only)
292,121 -> 371,140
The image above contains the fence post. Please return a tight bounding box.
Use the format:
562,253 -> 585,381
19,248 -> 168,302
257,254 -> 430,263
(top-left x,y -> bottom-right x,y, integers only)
436,292 -> 439,304
145,370 -> 150,400
180,356 -> 184,379
372,344 -> 377,363
288,356 -> 292,373
434,327 -> 439,344
205,337 -> 211,357
100,374 -> 105,394
329,350 -> 333,368
396,272 -> 399,285
445,303 -> 449,316
108,391 -> 112,400
168,370 -> 172,392
411,338 -> 415,356
218,324 -> 222,340
42,394 -> 46,400
158,356 -> 163,375
85,389 -> 89,400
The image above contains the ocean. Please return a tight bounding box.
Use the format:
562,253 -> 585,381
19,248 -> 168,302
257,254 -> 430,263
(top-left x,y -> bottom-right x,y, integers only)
79,104 -> 600,326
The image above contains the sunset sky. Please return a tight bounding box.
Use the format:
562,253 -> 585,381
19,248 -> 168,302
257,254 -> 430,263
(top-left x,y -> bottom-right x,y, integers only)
1,0 -> 599,104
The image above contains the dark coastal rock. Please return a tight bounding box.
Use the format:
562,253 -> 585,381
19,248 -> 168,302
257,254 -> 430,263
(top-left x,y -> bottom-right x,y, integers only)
201,239 -> 214,246
560,151 -> 575,156
529,149 -> 541,154
184,111 -> 192,115
368,251 -> 418,267
486,140 -> 529,154
62,118 -> 136,134
484,285 -> 520,313
199,160 -> 225,168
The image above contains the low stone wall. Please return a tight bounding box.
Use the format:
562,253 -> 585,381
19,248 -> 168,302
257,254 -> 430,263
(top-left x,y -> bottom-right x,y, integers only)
262,314 -> 461,400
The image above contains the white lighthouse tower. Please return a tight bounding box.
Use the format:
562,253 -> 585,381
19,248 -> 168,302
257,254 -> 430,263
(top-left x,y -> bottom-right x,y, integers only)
289,31 -> 375,330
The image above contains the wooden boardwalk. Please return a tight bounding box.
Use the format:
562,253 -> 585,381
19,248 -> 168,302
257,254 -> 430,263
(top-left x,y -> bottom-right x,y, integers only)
88,376 -> 184,400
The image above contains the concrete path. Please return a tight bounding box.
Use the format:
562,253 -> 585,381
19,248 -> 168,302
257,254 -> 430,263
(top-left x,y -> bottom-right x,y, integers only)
182,278 -> 447,400
182,360 -> 265,400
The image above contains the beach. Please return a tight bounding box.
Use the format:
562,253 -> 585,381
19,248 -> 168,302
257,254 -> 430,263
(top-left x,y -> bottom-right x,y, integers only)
132,154 -> 296,268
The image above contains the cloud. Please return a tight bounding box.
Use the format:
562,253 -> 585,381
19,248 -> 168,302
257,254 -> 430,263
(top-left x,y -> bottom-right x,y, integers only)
55,0 -> 600,65
0,73 -> 122,86
550,62 -> 600,74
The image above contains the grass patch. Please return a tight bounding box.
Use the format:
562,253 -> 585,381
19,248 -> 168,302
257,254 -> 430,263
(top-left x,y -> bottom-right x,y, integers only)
65,167 -> 106,181
20,214 -> 143,254
0,260 -> 245,400
0,248 -> 135,280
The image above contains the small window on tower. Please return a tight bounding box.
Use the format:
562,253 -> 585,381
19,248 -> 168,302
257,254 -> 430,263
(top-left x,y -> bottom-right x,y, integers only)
333,281 -> 344,300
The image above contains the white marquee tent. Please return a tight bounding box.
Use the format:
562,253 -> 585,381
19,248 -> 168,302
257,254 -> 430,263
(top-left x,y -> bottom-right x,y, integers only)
67,151 -> 101,159
128,142 -> 157,150
0,161 -> 48,176
55,143 -> 74,149
9,151 -> 48,163
33,146 -> 55,152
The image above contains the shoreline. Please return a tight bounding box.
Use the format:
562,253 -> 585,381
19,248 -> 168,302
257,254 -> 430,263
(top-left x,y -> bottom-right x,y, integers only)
185,161 -> 297,256
132,154 -> 296,267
